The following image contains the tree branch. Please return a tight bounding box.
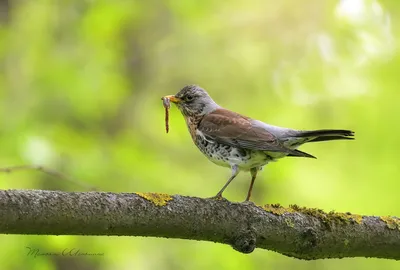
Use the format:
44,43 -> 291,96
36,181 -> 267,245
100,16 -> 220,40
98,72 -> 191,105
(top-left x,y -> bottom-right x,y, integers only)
0,189 -> 399,260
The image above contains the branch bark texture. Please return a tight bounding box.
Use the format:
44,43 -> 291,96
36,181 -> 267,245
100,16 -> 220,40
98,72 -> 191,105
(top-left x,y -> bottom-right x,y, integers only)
0,189 -> 399,260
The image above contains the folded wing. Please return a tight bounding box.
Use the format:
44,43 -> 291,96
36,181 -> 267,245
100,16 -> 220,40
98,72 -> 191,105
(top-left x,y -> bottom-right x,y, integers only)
198,109 -> 314,158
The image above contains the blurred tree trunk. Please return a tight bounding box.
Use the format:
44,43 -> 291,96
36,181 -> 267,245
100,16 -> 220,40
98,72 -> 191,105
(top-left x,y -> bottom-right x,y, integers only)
0,0 -> 8,23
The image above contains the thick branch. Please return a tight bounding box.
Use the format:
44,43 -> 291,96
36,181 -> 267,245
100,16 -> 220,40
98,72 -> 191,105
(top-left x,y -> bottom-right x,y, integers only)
0,189 -> 399,260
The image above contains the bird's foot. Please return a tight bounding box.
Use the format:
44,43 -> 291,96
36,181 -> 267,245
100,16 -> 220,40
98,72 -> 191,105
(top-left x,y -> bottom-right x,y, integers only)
208,194 -> 228,201
241,200 -> 256,206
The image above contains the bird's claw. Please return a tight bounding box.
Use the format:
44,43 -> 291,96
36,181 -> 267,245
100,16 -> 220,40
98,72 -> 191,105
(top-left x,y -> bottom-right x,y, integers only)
241,200 -> 256,206
208,194 -> 228,201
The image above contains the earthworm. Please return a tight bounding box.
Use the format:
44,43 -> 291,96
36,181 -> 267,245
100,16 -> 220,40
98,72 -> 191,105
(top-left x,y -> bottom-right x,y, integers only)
161,97 -> 171,133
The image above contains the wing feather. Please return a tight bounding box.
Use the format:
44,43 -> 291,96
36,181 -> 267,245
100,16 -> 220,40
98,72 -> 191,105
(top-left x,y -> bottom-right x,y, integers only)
198,109 -> 309,157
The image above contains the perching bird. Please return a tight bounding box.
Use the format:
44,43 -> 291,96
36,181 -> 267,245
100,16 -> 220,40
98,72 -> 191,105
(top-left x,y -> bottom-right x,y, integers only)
164,85 -> 354,201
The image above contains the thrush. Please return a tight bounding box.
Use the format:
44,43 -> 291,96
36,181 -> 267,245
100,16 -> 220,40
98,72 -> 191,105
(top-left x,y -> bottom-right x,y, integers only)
164,85 -> 354,201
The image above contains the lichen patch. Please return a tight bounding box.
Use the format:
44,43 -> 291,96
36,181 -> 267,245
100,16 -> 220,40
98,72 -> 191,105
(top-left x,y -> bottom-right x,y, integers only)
262,204 -> 295,215
136,192 -> 173,206
380,216 -> 400,230
262,204 -> 364,225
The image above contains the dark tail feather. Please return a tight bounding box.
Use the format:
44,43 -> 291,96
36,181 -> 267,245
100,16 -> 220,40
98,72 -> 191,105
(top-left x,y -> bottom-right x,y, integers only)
308,136 -> 354,142
295,129 -> 355,143
287,149 -> 316,159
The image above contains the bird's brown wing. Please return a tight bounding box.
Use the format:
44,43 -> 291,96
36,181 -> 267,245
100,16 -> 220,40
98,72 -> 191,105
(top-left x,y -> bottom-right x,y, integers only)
198,109 -> 308,156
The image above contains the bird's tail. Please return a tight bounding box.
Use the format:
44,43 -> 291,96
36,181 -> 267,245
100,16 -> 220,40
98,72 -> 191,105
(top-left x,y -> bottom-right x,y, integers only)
295,129 -> 355,143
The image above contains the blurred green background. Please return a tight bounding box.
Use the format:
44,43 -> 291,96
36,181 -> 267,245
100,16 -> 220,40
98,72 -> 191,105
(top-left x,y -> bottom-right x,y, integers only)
1,0 -> 399,269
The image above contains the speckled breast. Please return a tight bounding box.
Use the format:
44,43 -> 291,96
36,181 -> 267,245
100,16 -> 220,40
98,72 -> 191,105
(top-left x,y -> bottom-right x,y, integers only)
195,134 -> 275,170
185,116 -> 275,170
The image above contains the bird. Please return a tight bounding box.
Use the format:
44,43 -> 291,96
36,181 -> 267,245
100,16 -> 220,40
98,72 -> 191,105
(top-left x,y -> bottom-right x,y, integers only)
164,85 -> 354,201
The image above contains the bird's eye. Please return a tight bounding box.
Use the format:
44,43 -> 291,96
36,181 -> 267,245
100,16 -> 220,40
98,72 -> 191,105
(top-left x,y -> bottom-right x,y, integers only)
185,95 -> 194,102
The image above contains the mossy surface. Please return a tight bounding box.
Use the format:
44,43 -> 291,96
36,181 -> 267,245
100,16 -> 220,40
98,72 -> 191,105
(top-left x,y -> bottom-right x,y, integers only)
136,192 -> 173,206
262,204 -> 295,215
380,216 -> 400,230
284,218 -> 295,228
262,204 -> 364,225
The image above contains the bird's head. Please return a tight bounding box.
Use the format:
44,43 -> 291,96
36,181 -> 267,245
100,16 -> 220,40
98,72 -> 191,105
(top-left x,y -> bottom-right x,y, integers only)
164,85 -> 219,117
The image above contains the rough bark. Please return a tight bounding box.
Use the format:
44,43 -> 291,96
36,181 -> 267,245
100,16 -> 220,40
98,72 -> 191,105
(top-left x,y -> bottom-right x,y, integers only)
0,189 -> 399,260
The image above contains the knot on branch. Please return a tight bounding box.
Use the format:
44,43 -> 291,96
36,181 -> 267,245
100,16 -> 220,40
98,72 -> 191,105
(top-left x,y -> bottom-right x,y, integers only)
296,227 -> 318,252
230,230 -> 256,254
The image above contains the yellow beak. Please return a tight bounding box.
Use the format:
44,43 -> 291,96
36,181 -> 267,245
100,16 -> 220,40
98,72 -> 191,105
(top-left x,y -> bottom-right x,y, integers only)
164,95 -> 182,103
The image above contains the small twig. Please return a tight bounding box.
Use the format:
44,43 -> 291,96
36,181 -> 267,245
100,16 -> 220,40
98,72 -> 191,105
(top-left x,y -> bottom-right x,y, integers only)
0,165 -> 97,190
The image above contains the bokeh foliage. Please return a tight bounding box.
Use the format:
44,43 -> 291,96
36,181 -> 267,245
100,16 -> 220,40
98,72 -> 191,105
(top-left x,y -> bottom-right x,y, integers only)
0,0 -> 399,269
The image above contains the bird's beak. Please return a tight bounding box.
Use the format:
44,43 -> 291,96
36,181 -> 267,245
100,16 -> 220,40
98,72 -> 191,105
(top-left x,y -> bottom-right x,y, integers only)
164,95 -> 181,103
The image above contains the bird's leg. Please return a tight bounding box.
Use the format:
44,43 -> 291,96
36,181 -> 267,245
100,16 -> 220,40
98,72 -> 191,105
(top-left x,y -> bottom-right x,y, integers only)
211,165 -> 239,199
245,168 -> 258,201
